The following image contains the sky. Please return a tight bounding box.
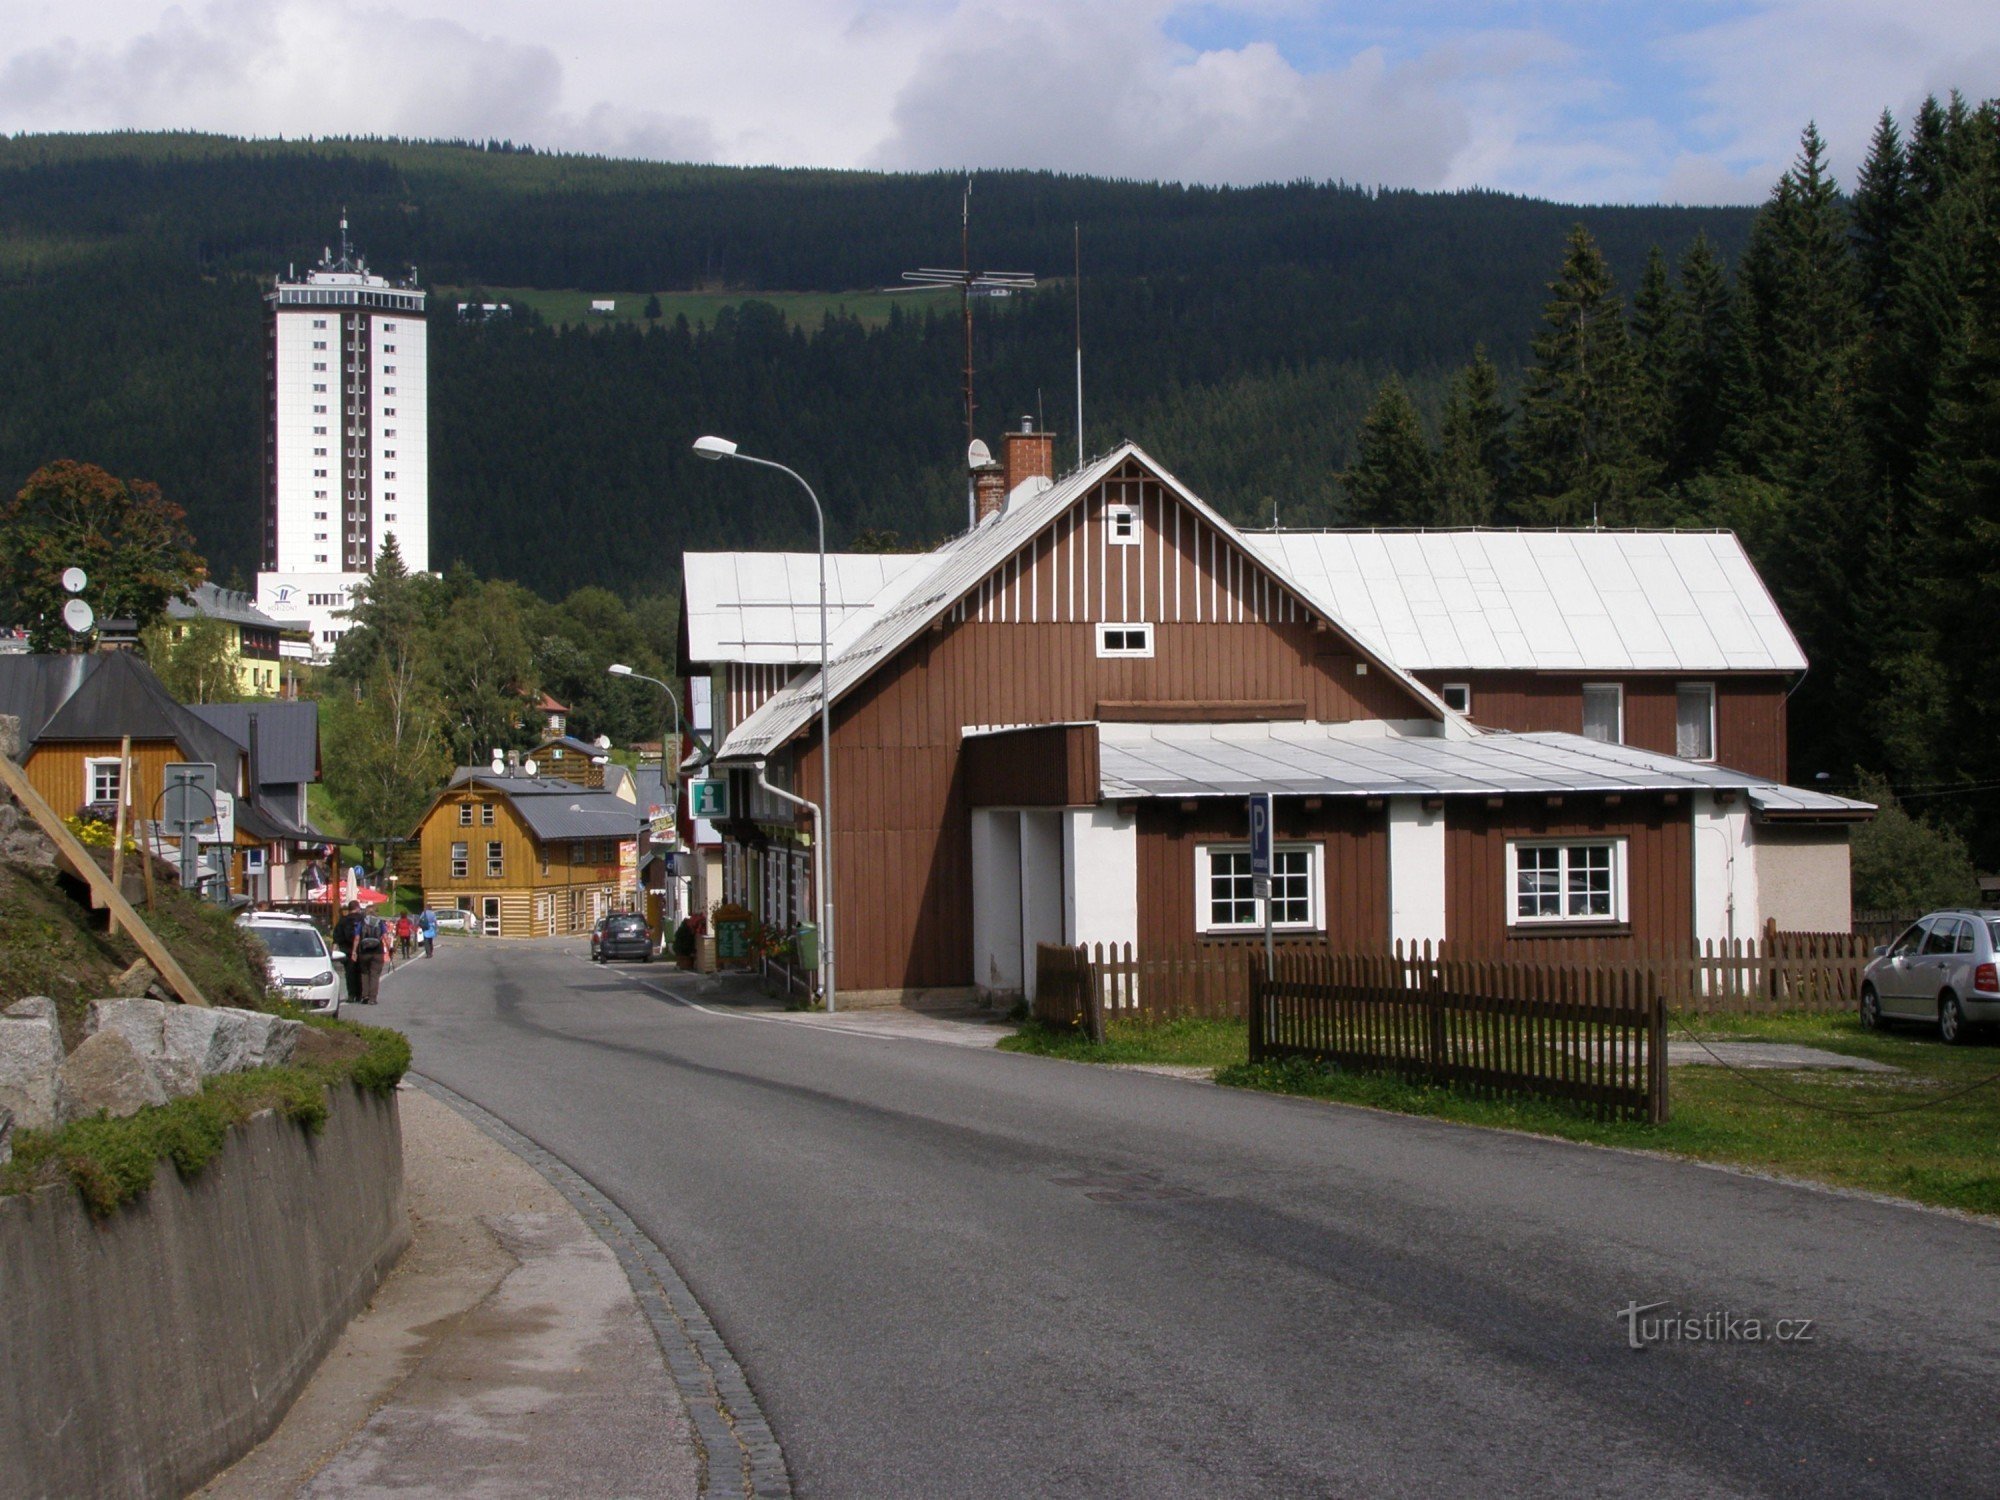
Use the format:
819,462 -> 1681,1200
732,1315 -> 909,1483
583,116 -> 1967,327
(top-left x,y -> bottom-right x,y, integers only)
2,1 -> 1996,205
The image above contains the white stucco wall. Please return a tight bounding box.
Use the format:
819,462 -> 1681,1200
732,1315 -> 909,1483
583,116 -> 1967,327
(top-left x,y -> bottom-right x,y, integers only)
1751,826 -> 1853,933
1064,805 -> 1138,952
1693,793 -> 1757,947
1020,812 -> 1065,999
1387,798 -> 1446,951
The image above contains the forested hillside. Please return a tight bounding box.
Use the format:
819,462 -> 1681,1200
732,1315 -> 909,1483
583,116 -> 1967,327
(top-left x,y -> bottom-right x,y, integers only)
0,131 -> 1748,597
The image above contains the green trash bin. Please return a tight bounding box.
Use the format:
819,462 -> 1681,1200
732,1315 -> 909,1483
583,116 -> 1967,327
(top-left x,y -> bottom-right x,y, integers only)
793,924 -> 819,971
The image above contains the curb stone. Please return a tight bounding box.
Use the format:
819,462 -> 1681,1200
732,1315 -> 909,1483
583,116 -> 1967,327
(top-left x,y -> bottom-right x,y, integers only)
411,1075 -> 791,1499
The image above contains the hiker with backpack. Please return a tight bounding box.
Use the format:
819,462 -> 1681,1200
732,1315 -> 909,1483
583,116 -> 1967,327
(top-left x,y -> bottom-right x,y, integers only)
334,900 -> 386,1003
396,912 -> 415,962
418,906 -> 437,959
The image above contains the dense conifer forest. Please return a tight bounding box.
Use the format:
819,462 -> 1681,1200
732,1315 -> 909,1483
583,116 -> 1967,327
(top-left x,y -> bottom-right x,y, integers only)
2,110 -> 1997,857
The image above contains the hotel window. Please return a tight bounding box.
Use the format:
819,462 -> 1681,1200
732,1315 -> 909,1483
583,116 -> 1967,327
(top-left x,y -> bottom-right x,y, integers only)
312,362 -> 326,372
384,323 -> 396,332
313,447 -> 327,457
313,425 -> 327,435
385,408 -> 397,417
1096,622 -> 1154,658
458,803 -> 473,826
313,383 -> 326,393
487,841 -> 504,878
385,493 -> 396,502
1507,840 -> 1626,926
481,803 -> 495,826
1676,682 -> 1716,761
1441,683 -> 1471,714
313,318 -> 326,328
314,554 -> 328,564
384,344 -> 396,353
384,471 -> 395,480
84,757 -> 122,807
1108,505 -> 1139,545
384,449 -> 397,459
1196,844 -> 1320,934
384,429 -> 397,438
384,366 -> 397,375
450,842 -> 469,878
314,489 -> 328,499
1580,683 -> 1624,744
313,404 -> 327,414
385,513 -> 398,524
314,511 -> 327,520
313,532 -> 327,542
313,468 -> 327,478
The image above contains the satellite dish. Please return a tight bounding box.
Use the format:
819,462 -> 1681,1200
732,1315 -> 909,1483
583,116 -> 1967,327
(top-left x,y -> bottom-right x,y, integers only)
595,734 -> 612,750
490,757 -> 505,775
968,439 -> 993,469
60,567 -> 87,594
63,598 -> 95,634
523,758 -> 539,777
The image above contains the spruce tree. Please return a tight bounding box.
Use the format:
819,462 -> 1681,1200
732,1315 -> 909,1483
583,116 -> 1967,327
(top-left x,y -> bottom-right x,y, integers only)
1434,347 -> 1508,526
1342,375 -> 1437,527
1511,224 -> 1651,527
1851,109 -> 1909,317
1630,245 -> 1688,478
1670,234 -> 1734,480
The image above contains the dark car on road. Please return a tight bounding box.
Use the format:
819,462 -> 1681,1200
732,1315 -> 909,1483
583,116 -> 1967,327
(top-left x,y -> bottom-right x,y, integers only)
594,913 -> 654,963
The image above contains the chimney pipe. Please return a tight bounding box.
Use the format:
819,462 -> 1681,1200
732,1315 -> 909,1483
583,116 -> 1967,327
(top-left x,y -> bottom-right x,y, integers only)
973,461 -> 1007,524
1002,416 -> 1055,504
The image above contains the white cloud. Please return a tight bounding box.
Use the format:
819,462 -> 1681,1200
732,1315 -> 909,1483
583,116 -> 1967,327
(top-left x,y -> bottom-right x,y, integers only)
0,2 -> 1996,203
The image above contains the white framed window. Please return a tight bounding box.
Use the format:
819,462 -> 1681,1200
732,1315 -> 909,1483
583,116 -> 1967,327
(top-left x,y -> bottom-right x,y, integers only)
312,361 -> 326,372
1096,622 -> 1154,658
385,513 -> 398,524
1441,683 -> 1471,714
1196,843 -> 1321,934
314,554 -> 328,564
1108,505 -> 1139,545
481,802 -> 495,826
313,447 -> 327,456
313,318 -> 326,329
314,510 -> 327,519
384,322 -> 397,332
450,841 -> 469,878
1581,682 -> 1624,744
384,449 -> 397,459
385,407 -> 397,417
312,383 -> 326,393
458,803 -> 473,826
313,404 -> 327,414
487,841 -> 504,878
1507,839 -> 1627,926
1675,682 -> 1716,761
84,757 -> 122,806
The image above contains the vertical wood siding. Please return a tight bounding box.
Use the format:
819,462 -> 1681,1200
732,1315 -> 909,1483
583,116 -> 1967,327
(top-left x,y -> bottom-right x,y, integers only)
1135,800 -> 1388,952
791,464 -> 1437,990
1419,672 -> 1791,782
1444,797 -> 1693,953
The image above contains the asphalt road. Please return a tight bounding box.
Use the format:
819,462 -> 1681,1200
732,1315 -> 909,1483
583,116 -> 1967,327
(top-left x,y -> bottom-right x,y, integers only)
376,938 -> 2000,1499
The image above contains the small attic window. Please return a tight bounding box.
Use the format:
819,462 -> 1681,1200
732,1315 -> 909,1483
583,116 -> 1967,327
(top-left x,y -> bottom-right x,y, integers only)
1442,683 -> 1471,714
1097,623 -> 1154,658
1109,506 -> 1139,545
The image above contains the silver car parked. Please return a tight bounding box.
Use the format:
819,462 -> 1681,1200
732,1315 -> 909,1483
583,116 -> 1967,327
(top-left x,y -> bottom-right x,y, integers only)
1860,911 -> 2000,1044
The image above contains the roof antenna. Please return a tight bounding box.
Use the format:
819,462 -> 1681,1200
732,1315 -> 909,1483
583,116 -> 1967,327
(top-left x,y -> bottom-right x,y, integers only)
338,207 -> 351,270
1074,222 -> 1084,470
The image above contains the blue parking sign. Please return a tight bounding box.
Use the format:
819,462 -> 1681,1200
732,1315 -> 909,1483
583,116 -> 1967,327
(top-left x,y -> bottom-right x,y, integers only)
1249,792 -> 1272,878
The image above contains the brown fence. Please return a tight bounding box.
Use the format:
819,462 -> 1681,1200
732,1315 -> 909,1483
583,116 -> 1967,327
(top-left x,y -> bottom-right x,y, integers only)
1453,933 -> 1871,1013
1033,941 -> 1330,1042
1251,946 -> 1667,1124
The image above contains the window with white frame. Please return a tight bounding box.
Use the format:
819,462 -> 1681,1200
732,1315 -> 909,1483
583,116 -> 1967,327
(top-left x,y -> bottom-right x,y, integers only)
1196,843 -> 1321,934
1441,683 -> 1471,714
486,841 -> 504,878
1108,505 -> 1139,545
1096,622 -> 1154,658
1581,683 -> 1624,744
1507,839 -> 1626,926
450,841 -> 469,878
84,757 -> 121,806
458,802 -> 473,825
1675,682 -> 1716,761
481,802 -> 495,825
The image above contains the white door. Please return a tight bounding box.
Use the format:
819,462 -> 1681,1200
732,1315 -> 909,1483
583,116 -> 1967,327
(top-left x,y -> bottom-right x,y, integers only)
481,897 -> 502,937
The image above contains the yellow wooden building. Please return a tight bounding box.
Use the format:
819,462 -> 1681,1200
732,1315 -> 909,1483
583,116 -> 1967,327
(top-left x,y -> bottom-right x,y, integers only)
412,769 -> 640,936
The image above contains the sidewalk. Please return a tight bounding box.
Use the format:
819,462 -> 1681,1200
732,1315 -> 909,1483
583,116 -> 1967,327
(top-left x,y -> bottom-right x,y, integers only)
199,1084 -> 700,1499
646,966 -> 1015,1050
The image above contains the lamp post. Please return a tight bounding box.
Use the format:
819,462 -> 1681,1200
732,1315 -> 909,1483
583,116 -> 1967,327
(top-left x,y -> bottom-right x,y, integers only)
692,434 -> 836,1012
608,663 -> 684,925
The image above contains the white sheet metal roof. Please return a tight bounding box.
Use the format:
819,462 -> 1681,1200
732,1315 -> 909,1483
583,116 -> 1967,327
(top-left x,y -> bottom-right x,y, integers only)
715,444 -> 1454,762
683,551 -> 937,663
1096,722 -> 1869,816
1240,530 -> 1807,674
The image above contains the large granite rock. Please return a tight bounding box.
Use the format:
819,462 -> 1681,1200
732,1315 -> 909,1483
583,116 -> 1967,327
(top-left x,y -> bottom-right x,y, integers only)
87,999 -> 198,1099
56,1030 -> 169,1123
3,996 -> 57,1023
85,999 -> 303,1096
0,1011 -> 64,1131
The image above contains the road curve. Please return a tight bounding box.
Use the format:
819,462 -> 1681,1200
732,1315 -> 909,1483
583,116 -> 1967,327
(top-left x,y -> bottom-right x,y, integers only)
375,938 -> 2000,1499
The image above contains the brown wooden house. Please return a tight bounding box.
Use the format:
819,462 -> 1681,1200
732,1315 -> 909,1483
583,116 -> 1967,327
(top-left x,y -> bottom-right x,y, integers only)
685,440 -> 1867,1002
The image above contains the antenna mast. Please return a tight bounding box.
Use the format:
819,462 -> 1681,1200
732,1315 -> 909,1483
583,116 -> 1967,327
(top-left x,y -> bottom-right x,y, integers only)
1074,223 -> 1084,470
893,176 -> 1037,528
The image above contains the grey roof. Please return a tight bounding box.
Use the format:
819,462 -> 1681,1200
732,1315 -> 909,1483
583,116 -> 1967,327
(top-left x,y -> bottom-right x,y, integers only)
1093,721 -> 1872,817
442,769 -> 642,842
166,583 -> 283,632
1242,529 -> 1808,674
684,551 -> 937,664
716,444 -> 1452,762
0,652 -> 244,774
188,702 -> 320,784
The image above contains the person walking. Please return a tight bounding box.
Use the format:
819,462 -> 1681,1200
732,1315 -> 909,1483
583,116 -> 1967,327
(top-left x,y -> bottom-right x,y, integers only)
396,912 -> 415,962
348,904 -> 386,1003
331,901 -> 364,1003
418,906 -> 437,960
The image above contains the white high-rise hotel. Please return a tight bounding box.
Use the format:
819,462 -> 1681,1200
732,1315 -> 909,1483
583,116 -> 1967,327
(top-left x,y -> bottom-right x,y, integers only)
255,218 -> 428,657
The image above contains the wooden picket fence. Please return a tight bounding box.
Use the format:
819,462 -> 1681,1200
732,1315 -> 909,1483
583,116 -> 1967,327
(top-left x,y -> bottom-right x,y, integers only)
1252,946 -> 1667,1123
1033,941 -> 1328,1042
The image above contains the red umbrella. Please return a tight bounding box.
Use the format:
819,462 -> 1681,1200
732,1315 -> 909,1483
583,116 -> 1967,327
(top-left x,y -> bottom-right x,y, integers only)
352,886 -> 391,905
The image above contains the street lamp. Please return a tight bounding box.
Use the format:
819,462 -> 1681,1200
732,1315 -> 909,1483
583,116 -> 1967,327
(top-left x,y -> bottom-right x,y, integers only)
608,663 -> 684,925
692,434 -> 837,1012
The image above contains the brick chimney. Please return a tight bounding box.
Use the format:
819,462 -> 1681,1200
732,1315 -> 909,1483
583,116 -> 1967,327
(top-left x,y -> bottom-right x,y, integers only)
973,461 -> 1007,525
1002,415 -> 1055,504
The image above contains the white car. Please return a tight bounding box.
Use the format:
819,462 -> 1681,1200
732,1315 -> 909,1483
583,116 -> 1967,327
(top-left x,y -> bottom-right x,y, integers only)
239,913 -> 345,1016
431,908 -> 479,935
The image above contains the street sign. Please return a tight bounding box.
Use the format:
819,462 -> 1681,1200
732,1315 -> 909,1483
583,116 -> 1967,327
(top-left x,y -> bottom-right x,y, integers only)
212,790 -> 235,845
691,777 -> 730,820
1248,791 -> 1273,892
162,763 -> 218,836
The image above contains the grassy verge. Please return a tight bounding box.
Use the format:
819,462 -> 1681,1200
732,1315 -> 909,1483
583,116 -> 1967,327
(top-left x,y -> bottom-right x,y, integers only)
1005,1013 -> 2000,1217
0,1019 -> 412,1215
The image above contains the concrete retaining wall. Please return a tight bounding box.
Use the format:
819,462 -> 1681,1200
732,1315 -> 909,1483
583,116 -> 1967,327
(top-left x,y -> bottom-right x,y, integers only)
0,1084 -> 408,1500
